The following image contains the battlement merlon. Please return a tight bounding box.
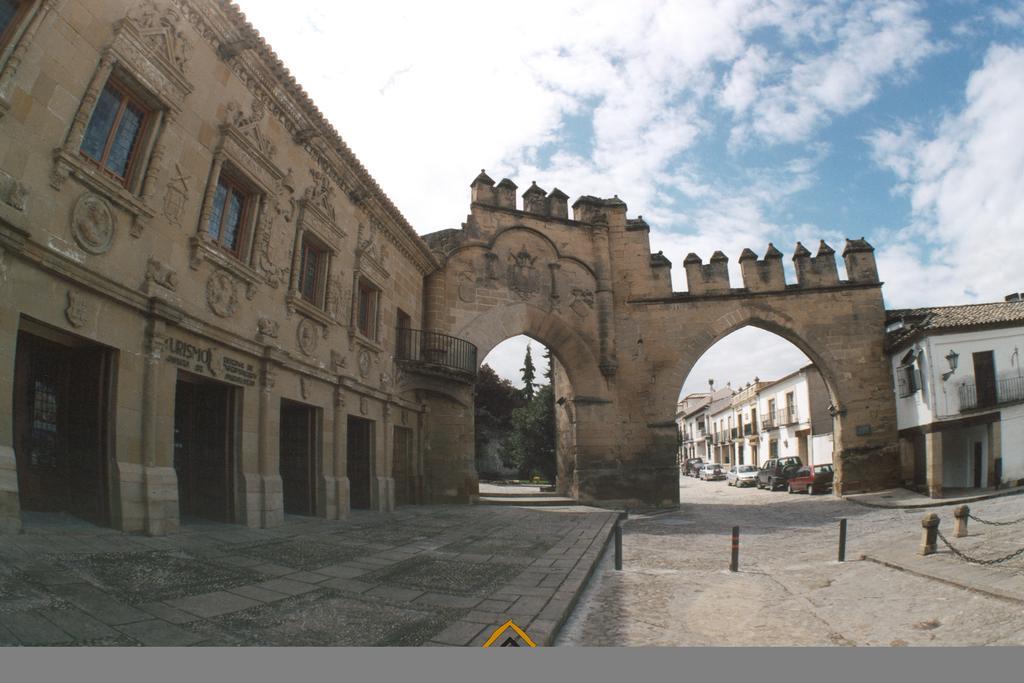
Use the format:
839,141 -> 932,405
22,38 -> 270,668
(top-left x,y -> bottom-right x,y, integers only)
683,239 -> 880,296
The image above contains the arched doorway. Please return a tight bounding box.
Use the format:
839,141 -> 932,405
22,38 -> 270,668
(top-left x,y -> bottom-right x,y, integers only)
676,326 -> 837,492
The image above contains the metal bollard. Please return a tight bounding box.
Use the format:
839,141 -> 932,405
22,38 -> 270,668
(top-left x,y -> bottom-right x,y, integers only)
614,524 -> 623,571
837,518 -> 847,562
953,505 -> 969,538
729,526 -> 739,572
919,512 -> 939,556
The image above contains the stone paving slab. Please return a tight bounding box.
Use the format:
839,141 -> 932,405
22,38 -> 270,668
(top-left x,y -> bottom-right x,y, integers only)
0,505 -> 618,646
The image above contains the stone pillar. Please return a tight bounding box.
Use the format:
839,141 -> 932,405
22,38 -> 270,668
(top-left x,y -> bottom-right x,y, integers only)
898,437 -> 915,485
953,505 -> 969,538
141,320 -> 180,536
925,431 -> 943,498
0,306 -> 21,533
988,421 -> 1001,488
332,386 -> 350,518
377,403 -> 396,512
258,365 -> 283,528
919,512 -> 939,555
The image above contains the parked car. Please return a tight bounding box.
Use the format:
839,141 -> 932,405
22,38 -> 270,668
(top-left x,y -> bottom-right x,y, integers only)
726,464 -> 758,487
787,463 -> 835,494
756,457 -> 802,491
699,463 -> 725,481
683,458 -> 704,477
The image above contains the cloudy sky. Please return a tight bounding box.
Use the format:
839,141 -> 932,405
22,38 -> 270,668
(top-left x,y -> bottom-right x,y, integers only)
236,0 -> 1024,394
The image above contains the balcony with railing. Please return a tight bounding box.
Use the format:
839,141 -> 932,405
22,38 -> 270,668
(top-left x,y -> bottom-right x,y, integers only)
760,408 -> 798,431
395,328 -> 478,378
958,376 -> 1024,412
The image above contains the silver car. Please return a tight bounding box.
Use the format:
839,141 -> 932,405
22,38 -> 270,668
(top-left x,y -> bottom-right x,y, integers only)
726,464 -> 758,487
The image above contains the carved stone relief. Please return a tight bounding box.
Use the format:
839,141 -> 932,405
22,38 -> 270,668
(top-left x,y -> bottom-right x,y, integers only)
71,192 -> 116,255
125,0 -> 193,76
457,270 -> 476,304
300,376 -> 309,400
358,349 -> 371,378
570,287 -> 595,318
305,168 -> 336,221
359,396 -> 369,416
331,350 -> 346,372
65,290 -> 89,328
507,246 -> 540,298
257,317 -> 279,338
0,169 -> 27,211
206,270 -> 239,317
297,318 -> 319,356
224,99 -> 275,158
144,257 -> 178,291
162,164 -> 190,226
326,275 -> 347,321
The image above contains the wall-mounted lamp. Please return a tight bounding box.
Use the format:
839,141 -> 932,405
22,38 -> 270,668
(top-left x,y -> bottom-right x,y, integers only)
945,350 -> 959,373
942,349 -> 959,382
828,403 -> 847,418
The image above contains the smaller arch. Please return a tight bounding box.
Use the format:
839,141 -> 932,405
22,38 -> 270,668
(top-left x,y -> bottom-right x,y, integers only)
456,302 -> 607,398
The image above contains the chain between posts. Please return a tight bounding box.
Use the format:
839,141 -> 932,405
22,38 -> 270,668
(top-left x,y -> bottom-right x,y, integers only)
935,529 -> 1024,565
967,512 -> 1024,526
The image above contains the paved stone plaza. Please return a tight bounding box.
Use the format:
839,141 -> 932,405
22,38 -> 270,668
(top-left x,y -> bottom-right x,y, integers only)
0,506 -> 617,646
557,477 -> 1024,646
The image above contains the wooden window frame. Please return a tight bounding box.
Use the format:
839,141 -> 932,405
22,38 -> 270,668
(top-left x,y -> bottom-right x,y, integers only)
356,277 -> 380,340
78,78 -> 154,188
206,166 -> 256,259
298,235 -> 328,307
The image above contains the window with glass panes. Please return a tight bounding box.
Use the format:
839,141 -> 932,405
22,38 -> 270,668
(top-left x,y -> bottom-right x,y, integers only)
206,172 -> 252,256
298,237 -> 326,305
79,81 -> 150,185
0,0 -> 30,51
357,278 -> 379,339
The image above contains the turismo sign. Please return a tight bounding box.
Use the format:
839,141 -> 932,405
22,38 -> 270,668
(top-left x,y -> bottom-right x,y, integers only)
164,337 -> 257,386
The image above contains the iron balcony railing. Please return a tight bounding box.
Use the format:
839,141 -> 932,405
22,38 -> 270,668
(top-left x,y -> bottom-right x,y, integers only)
761,408 -> 798,430
395,328 -> 478,376
958,376 -> 1024,411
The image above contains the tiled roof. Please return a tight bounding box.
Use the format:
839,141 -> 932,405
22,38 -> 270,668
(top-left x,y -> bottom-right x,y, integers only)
885,301 -> 1024,350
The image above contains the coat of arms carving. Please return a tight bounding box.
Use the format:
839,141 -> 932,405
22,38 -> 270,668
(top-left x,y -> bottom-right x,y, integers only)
507,246 -> 540,298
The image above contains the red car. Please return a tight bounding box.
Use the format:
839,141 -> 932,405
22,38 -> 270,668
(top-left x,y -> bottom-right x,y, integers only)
787,464 -> 834,494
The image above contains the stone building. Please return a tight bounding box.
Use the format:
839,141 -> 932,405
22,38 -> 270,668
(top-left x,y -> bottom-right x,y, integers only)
0,0 -> 442,534
1,0 -> 904,535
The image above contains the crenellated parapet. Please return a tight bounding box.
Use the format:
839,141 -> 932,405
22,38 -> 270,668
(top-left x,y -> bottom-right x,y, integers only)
682,239 -> 879,296
470,170 -> 571,220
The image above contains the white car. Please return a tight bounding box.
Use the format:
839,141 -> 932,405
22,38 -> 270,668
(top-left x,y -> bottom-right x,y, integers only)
726,464 -> 758,487
698,463 -> 725,480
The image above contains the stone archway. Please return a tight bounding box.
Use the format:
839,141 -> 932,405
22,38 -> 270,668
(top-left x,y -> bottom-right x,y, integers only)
417,172 -> 899,506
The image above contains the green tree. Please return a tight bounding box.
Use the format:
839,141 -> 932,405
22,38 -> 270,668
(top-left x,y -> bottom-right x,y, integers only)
521,343 -> 537,400
499,383 -> 556,483
474,363 -> 524,476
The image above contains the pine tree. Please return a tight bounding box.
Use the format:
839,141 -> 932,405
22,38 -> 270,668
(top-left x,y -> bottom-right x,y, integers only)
520,343 -> 536,400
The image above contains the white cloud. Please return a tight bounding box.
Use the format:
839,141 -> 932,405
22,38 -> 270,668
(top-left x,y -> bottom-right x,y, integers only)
868,44 -> 1024,307
680,327 -> 811,397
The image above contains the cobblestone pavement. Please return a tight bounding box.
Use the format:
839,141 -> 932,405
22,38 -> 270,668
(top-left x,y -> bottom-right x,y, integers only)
557,477 -> 1024,646
0,505 -> 617,646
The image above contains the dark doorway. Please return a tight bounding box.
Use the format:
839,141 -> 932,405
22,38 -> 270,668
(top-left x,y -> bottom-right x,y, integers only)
279,400 -> 318,516
13,327 -> 112,526
392,426 -> 415,505
347,416 -> 373,510
973,441 -> 983,488
912,432 -> 927,489
973,351 -> 996,408
173,374 -> 234,523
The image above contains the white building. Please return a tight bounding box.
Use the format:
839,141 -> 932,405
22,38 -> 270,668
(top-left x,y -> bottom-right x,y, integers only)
887,300 -> 1024,497
676,367 -> 833,471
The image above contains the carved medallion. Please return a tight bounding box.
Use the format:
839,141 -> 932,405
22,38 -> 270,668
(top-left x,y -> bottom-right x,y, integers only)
358,349 -> 371,378
206,270 -> 239,317
297,318 -> 319,355
507,246 -> 540,298
65,290 -> 89,328
71,192 -> 116,254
